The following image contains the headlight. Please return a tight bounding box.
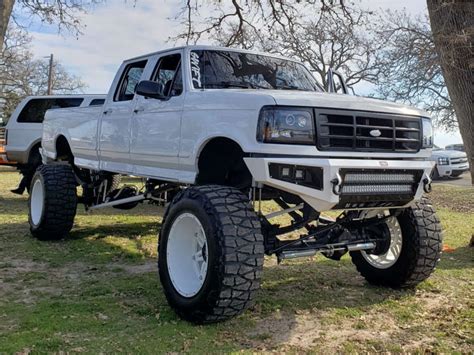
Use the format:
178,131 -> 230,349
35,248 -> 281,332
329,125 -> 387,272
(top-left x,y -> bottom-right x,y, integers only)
422,117 -> 433,148
257,106 -> 315,145
438,157 -> 449,165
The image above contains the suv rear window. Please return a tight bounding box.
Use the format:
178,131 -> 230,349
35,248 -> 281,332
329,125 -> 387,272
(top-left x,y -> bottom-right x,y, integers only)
17,98 -> 84,123
89,99 -> 105,106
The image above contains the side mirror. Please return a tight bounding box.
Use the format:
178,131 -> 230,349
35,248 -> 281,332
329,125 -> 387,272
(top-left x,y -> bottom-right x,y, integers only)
326,68 -> 349,94
135,80 -> 166,100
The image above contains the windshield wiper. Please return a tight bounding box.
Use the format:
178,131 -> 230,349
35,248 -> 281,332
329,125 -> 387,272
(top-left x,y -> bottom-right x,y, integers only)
207,81 -> 270,89
207,81 -> 253,89
276,85 -> 302,90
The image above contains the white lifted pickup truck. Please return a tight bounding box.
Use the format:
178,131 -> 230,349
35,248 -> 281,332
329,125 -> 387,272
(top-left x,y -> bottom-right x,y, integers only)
33,45 -> 441,324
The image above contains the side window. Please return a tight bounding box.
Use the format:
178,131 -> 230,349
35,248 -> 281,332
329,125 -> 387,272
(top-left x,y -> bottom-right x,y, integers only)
17,98 -> 83,123
115,60 -> 147,102
171,64 -> 183,97
89,99 -> 105,106
152,54 -> 182,97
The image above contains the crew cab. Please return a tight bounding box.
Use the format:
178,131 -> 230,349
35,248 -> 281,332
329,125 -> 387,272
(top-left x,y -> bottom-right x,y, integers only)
3,95 -> 105,193
32,46 -> 442,324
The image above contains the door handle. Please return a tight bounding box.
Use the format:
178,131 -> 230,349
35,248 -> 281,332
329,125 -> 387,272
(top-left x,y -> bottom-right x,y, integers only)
103,109 -> 113,115
133,107 -> 145,114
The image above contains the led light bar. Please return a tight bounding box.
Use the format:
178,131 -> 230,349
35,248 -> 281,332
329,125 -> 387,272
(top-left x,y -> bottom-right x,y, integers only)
344,173 -> 415,184
341,184 -> 414,194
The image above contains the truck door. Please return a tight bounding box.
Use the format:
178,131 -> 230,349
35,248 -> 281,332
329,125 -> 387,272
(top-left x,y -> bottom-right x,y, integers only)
130,51 -> 184,179
98,60 -> 147,173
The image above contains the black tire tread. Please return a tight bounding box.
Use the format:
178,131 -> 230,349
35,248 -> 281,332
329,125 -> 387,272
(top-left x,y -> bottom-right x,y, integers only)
107,174 -> 122,192
29,164 -> 77,240
159,185 -> 264,323
351,196 -> 443,288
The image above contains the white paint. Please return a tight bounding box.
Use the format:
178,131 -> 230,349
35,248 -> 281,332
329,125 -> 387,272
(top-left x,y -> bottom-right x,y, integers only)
30,178 -> 44,226
166,212 -> 208,297
41,46 -> 436,212
5,95 -> 105,163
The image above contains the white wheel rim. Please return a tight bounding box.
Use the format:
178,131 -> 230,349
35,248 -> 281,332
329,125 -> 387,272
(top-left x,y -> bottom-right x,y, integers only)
30,178 -> 44,226
361,216 -> 402,269
166,212 -> 208,297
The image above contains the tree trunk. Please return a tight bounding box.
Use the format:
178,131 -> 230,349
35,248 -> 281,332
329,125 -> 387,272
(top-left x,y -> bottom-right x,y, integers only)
427,0 -> 474,184
0,0 -> 14,48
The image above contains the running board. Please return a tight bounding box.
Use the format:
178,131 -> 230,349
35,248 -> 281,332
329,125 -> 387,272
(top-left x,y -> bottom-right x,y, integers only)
278,242 -> 375,260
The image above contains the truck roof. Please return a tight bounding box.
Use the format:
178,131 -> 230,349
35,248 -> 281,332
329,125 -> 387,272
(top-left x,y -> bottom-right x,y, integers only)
22,94 -> 106,100
125,45 -> 301,64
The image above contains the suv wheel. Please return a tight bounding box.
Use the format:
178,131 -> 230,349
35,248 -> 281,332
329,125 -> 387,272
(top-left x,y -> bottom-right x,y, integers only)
350,197 -> 442,288
158,185 -> 264,323
29,164 -> 78,240
431,165 -> 440,180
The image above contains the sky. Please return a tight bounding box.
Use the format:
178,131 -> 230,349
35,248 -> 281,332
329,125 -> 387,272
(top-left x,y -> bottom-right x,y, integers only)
22,0 -> 463,147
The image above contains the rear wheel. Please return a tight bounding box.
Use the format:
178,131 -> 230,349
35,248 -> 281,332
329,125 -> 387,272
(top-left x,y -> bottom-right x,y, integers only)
29,164 -> 77,240
158,185 -> 264,323
350,197 -> 442,288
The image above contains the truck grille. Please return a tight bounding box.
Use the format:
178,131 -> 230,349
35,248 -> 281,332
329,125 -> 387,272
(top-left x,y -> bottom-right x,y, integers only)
334,169 -> 423,209
315,109 -> 422,153
450,157 -> 468,165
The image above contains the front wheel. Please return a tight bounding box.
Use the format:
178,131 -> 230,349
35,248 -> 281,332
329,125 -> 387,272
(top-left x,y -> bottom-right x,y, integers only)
158,185 -> 264,324
350,197 -> 442,288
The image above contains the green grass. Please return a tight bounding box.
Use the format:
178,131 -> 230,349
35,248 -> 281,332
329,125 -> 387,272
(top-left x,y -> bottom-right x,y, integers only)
0,169 -> 473,353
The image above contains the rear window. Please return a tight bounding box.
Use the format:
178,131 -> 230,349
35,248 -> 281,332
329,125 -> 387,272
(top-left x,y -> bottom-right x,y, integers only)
89,99 -> 105,106
17,98 -> 84,123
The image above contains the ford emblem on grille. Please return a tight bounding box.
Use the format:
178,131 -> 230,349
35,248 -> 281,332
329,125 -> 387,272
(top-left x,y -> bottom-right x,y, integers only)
370,129 -> 382,137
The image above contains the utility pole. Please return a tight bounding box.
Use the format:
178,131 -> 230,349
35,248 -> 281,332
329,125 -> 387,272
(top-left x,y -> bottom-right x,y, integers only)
47,54 -> 53,95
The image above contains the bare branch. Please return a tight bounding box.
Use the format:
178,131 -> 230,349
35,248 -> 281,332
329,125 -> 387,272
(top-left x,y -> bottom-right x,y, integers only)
0,23 -> 87,122
370,10 -> 455,129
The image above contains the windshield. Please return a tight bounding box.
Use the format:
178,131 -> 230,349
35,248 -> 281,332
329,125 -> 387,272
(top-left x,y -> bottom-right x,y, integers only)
190,50 -> 323,92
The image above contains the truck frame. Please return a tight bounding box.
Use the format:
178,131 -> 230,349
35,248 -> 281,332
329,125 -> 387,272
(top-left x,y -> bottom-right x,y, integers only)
28,46 -> 442,324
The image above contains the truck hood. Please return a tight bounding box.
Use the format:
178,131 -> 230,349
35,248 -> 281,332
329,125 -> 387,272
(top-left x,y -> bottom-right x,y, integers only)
431,149 -> 467,159
267,90 -> 428,117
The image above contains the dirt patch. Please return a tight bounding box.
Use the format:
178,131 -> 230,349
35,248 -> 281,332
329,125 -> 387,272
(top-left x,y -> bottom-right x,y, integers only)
430,184 -> 474,213
111,261 -> 156,275
242,307 -> 446,352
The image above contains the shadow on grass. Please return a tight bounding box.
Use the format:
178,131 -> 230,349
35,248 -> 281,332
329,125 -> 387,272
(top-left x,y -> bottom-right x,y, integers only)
0,194 -> 164,218
2,209 -> 462,353
69,221 -> 161,240
437,246 -> 473,270
0,195 -> 28,213
1,217 -> 429,352
67,219 -> 420,328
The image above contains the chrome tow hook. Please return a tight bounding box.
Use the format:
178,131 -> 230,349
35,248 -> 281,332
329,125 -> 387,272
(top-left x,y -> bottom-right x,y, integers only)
331,173 -> 343,195
423,175 -> 432,193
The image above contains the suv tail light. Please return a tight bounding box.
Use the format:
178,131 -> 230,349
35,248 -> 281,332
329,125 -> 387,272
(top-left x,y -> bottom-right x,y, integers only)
0,127 -> 11,164
0,127 -> 6,152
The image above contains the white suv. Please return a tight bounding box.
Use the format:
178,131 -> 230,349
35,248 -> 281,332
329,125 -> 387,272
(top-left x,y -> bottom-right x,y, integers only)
431,147 -> 469,178
2,94 -> 105,193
